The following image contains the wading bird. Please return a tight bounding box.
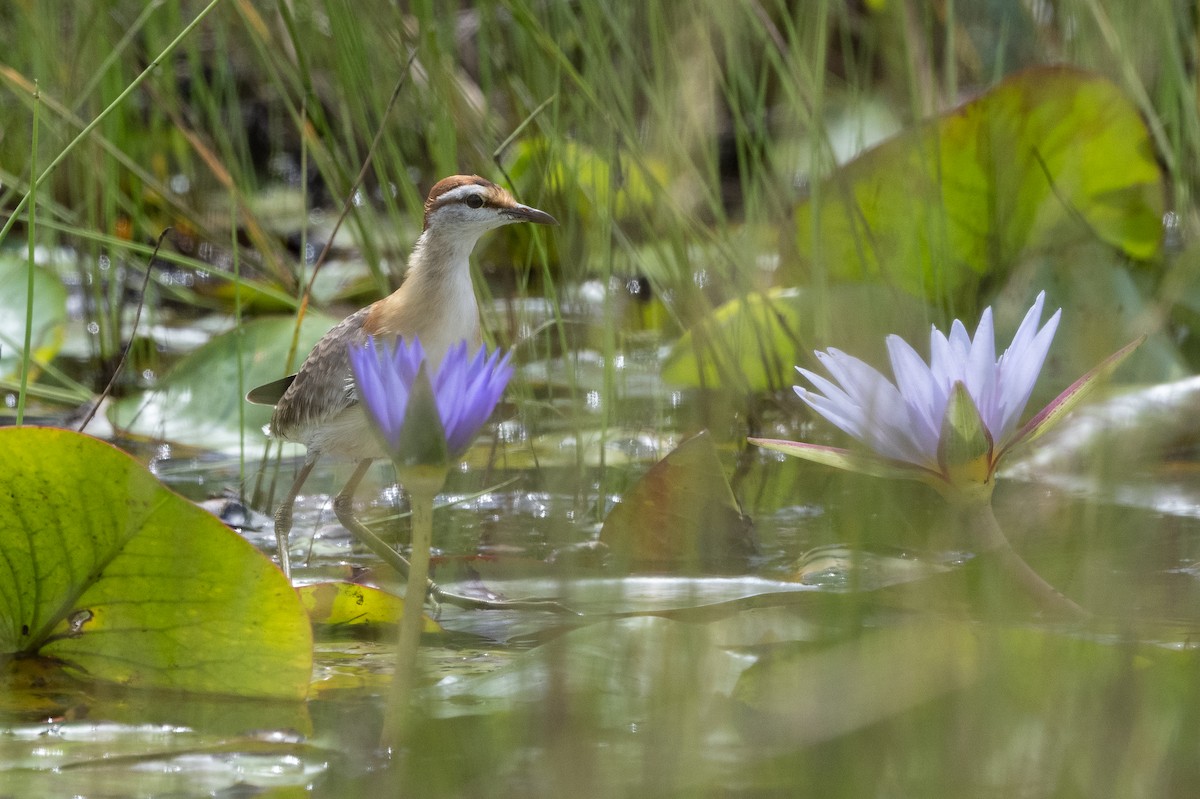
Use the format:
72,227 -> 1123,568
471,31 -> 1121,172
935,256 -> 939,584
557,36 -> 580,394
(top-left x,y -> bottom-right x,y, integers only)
248,175 -> 556,577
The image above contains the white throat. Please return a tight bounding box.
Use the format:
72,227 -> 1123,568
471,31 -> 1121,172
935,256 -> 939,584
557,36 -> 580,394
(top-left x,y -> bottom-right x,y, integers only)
401,226 -> 486,365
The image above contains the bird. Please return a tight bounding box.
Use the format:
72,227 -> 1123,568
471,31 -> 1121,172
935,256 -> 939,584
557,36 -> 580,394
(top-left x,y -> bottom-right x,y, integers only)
247,174 -> 557,578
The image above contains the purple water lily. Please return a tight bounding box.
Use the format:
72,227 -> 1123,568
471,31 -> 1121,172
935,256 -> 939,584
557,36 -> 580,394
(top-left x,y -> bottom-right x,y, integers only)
751,292 -> 1142,499
348,336 -> 513,461
801,292 -> 1060,470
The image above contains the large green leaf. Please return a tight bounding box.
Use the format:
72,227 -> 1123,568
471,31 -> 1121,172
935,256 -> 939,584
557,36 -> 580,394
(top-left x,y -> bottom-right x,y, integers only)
0,255 -> 67,379
1028,245 -> 1185,385
109,312 -> 336,452
0,427 -> 312,698
790,67 -> 1163,302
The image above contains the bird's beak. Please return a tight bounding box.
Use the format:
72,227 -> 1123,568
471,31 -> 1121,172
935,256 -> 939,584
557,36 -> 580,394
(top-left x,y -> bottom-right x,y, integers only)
503,204 -> 558,226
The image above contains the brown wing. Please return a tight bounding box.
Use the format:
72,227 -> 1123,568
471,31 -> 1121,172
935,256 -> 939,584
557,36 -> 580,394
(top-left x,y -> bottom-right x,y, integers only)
269,307 -> 371,441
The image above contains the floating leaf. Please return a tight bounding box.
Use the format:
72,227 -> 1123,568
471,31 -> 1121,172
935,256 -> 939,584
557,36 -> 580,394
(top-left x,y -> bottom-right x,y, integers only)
298,582 -> 440,633
0,427 -> 312,699
599,431 -> 755,572
790,67 -> 1163,302
109,312 -> 337,452
0,255 -> 67,379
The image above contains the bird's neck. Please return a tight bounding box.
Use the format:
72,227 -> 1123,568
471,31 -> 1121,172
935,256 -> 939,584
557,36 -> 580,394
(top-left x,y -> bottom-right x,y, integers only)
412,223 -> 489,270
404,226 -> 484,323
366,225 -> 485,366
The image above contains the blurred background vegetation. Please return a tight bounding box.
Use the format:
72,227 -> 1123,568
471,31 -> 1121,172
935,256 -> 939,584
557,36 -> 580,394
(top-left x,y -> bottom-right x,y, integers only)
1,0 -> 1195,406
2,1 -> 1200,796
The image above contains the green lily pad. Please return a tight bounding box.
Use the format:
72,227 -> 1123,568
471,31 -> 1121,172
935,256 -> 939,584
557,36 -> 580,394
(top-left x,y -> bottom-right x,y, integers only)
0,255 -> 68,379
789,66 -> 1163,303
0,427 -> 312,698
109,312 -> 337,452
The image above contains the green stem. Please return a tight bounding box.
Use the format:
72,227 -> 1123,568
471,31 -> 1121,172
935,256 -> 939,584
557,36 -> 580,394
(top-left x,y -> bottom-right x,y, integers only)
340,495 -> 576,614
961,499 -> 1088,620
17,83 -> 38,426
382,466 -> 446,749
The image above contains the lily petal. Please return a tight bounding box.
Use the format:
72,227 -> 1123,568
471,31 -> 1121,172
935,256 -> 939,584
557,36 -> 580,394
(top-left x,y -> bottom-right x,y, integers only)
964,307 -> 997,422
887,333 -> 944,452
806,350 -> 934,464
994,305 -> 1061,442
350,335 -> 512,463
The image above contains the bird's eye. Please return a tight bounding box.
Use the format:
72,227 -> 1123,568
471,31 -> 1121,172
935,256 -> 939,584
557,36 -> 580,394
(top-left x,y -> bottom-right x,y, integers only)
465,194 -> 484,209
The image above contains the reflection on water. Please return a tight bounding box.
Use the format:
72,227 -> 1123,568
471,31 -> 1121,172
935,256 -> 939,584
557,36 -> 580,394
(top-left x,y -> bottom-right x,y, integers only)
10,264 -> 1200,798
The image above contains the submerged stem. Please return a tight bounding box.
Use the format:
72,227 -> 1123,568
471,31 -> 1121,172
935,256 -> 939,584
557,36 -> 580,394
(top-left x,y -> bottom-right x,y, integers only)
960,499 -> 1088,620
341,497 -> 576,614
382,466 -> 446,749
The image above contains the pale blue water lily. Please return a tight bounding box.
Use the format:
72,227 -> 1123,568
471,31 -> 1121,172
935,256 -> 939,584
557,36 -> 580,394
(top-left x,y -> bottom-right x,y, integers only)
750,293 -> 1143,500
348,336 -> 513,464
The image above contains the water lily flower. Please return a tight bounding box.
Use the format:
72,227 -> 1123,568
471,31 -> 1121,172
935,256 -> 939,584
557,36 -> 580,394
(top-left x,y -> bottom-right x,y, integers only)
348,336 -> 513,467
750,292 -> 1142,502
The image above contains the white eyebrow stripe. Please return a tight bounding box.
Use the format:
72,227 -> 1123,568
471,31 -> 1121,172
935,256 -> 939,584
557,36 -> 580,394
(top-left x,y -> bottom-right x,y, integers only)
433,183 -> 490,205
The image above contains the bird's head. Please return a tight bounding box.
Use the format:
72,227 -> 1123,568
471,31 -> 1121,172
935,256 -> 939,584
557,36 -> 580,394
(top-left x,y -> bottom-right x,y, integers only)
422,175 -> 557,235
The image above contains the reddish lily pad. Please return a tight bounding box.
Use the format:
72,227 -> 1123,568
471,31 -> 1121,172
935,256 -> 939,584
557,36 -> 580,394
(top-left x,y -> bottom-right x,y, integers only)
599,431 -> 755,572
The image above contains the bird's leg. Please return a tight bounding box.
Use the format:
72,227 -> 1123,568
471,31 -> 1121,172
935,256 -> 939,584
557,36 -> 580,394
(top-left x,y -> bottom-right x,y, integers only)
332,459 -> 577,614
274,454 -> 317,579
330,459 -> 375,541
332,459 -> 441,597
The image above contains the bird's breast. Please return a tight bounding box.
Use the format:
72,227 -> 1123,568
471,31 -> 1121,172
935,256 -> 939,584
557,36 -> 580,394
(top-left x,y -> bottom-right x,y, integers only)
365,265 -> 482,365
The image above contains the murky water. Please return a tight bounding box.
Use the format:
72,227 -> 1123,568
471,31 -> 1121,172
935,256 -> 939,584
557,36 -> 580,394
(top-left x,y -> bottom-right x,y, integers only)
6,258 -> 1200,797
